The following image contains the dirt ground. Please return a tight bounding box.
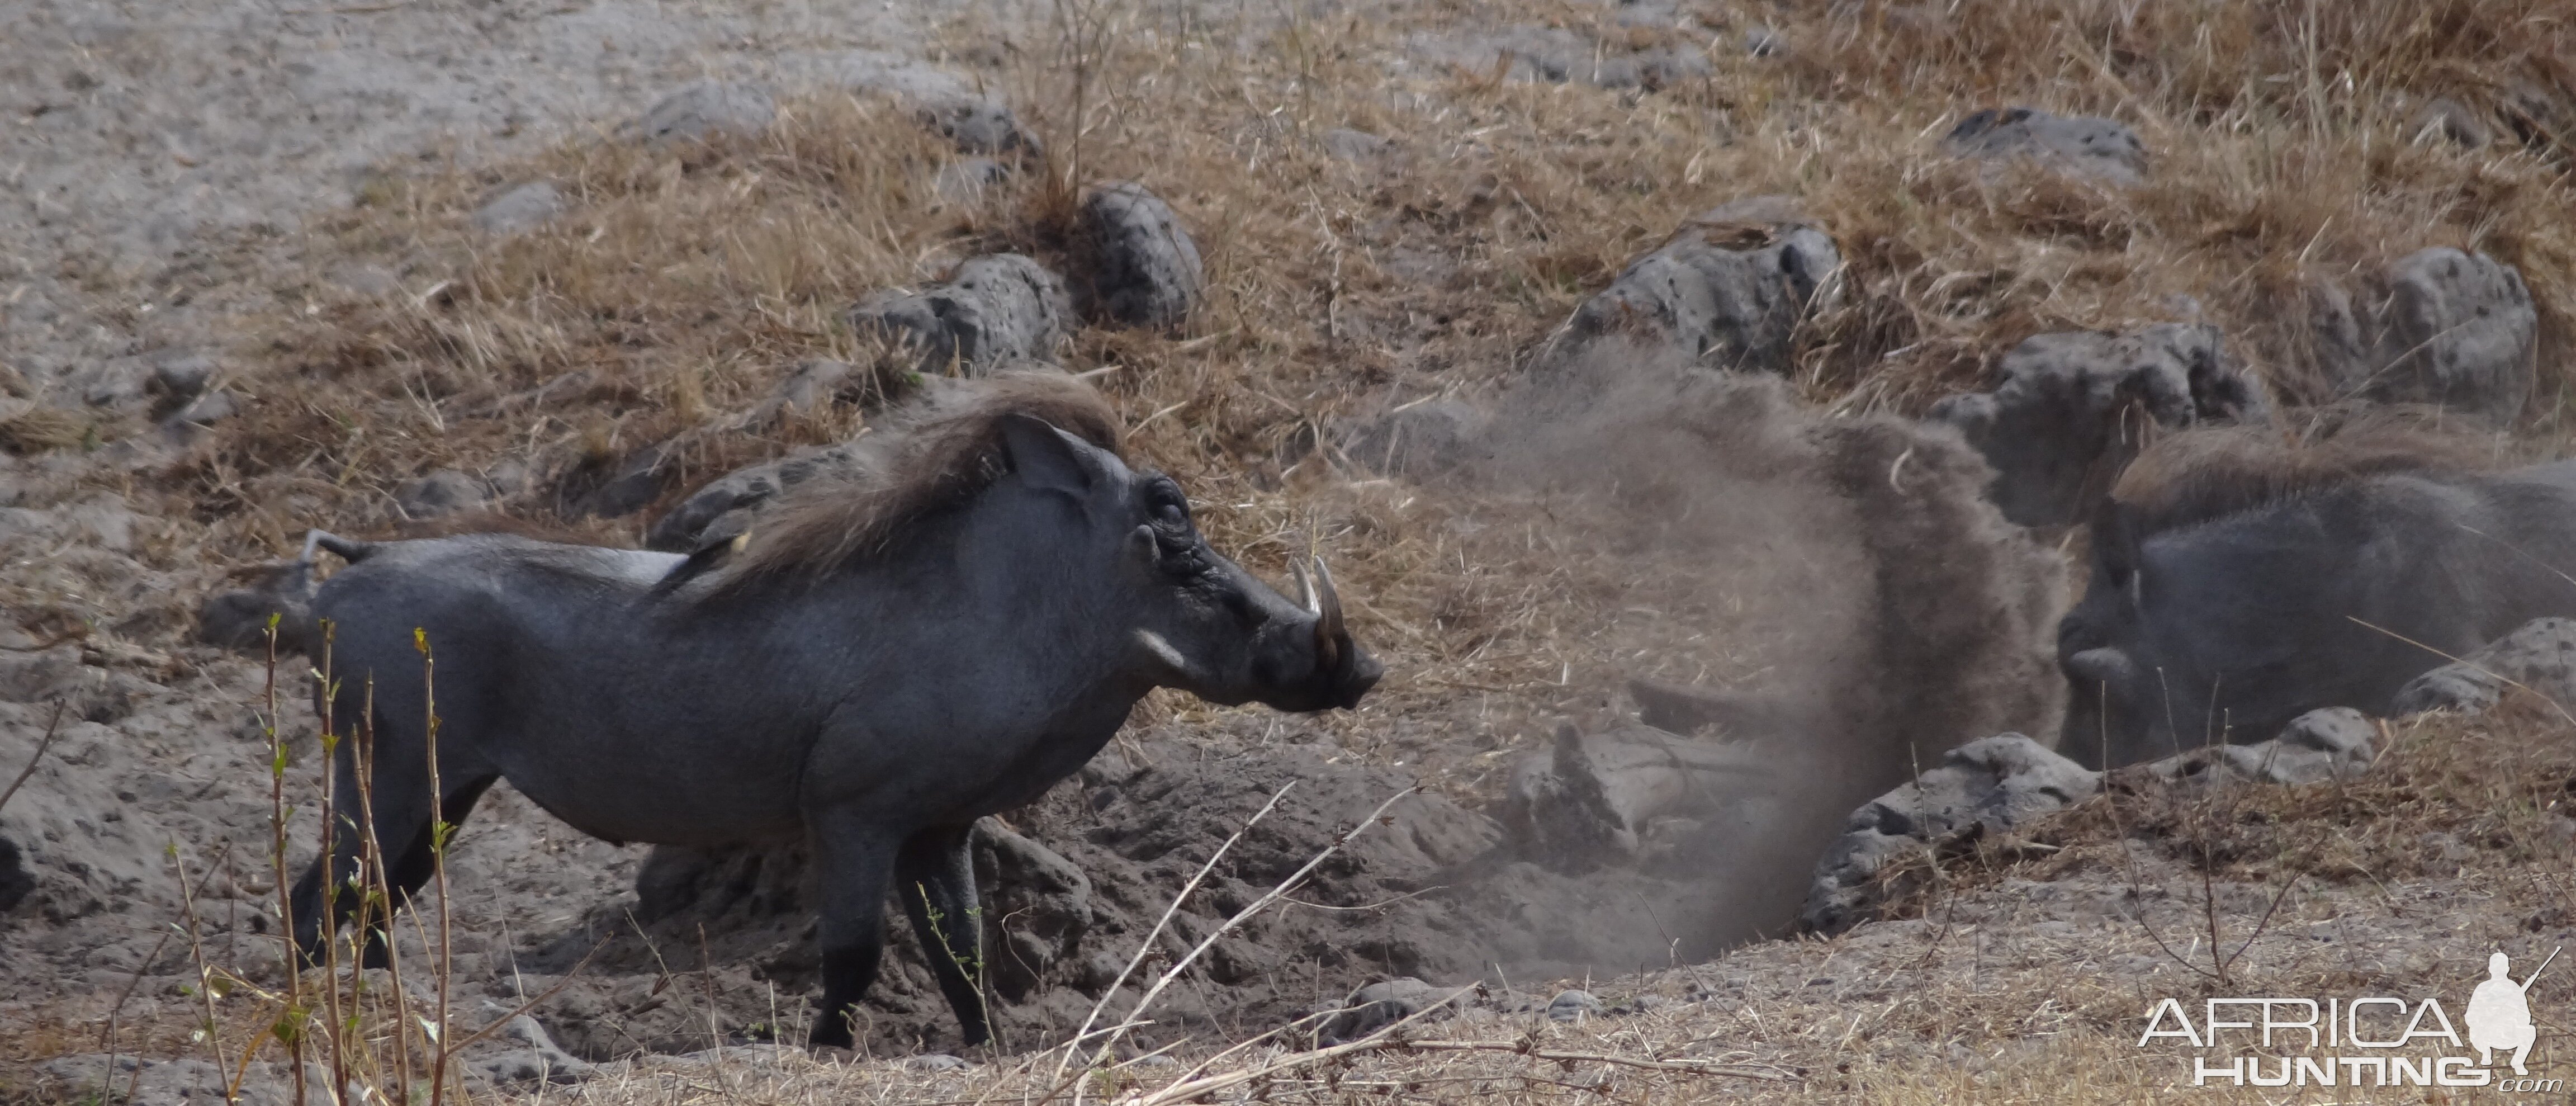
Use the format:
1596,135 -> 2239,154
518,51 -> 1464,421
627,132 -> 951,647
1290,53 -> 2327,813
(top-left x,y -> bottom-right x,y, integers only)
8,0 -> 2576,1103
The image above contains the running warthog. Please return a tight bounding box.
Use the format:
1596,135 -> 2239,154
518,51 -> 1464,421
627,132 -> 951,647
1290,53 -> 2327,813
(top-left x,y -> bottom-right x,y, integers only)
287,375 -> 1382,1050
2057,422 -> 2576,768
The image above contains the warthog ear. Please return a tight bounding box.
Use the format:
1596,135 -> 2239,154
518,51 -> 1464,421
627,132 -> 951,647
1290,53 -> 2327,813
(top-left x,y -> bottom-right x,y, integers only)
998,414 -> 1100,497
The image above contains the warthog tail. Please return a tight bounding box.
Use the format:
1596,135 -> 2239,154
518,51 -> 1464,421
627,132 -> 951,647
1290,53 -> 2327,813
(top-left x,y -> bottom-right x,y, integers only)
301,530 -> 377,565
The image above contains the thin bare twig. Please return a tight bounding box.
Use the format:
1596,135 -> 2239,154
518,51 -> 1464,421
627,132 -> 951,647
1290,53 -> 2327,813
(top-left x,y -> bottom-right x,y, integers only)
0,700 -> 69,816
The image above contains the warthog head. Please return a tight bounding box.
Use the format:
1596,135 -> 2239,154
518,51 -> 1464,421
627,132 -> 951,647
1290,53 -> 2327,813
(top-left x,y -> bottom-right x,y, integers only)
997,414 -> 1384,712
2055,506 -> 2211,769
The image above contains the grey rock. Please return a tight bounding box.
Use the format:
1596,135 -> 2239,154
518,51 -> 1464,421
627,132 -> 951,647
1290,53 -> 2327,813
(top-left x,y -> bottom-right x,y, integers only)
1546,989 -> 1602,1022
1414,26 -> 1710,89
462,1013 -> 594,1087
974,820 -> 1092,1000
2409,97 -> 2493,148
933,158 -> 1012,204
164,389 -> 238,427
1928,324 -> 2265,527
901,1053 -> 971,1071
147,351 -> 216,403
2392,617 -> 2576,716
1944,107 -> 2147,186
632,81 -> 776,144
1502,723 -> 1775,873
1321,977 -> 1462,1042
922,100 -> 1040,158
396,469 -> 491,519
1079,182 -> 1206,330
2310,247 -> 2535,424
472,181 -> 566,235
2141,707 -> 2378,788
1337,398 -> 1487,479
1561,196 -> 1839,372
852,254 -> 1073,374
1322,128 -> 1391,162
1801,734 -> 2100,934
646,441 -> 862,552
569,442 -> 676,519
746,358 -> 861,428
0,646 -> 83,703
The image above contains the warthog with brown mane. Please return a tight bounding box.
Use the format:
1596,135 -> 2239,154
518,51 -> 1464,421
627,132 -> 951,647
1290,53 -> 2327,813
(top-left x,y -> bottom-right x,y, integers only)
286,374 -> 1383,1049
2057,416 -> 2575,768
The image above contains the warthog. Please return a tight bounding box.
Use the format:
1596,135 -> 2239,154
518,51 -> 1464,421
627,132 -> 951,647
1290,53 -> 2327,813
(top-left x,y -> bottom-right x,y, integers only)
286,375 -> 1383,1049
2057,422 -> 2576,768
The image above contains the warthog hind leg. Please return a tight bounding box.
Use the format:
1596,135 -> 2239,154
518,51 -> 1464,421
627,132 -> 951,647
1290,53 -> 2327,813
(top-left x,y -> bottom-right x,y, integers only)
898,824 -> 989,1047
809,815 -> 900,1050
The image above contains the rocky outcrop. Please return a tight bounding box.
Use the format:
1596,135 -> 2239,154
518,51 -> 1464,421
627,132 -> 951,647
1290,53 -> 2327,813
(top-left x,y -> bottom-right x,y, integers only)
2140,707 -> 2378,788
850,254 -> 1072,375
2309,247 -> 2536,424
1944,107 -> 2146,186
2390,617 -> 2576,716
630,81 -> 776,144
1800,735 -> 2100,935
1929,324 -> 2265,527
1077,183 -> 1205,330
1559,197 -> 1839,372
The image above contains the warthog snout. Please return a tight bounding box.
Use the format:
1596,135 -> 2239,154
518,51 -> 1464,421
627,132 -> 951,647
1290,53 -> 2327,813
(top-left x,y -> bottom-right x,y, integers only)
1290,553 -> 1383,710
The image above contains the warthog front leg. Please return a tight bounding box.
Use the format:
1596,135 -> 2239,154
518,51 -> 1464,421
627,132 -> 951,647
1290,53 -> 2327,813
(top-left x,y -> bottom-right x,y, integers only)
897,824 -> 989,1047
809,816 -> 899,1050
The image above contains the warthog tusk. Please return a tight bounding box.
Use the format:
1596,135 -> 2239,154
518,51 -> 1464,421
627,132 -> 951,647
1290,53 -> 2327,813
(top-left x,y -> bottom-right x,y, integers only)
1312,555 -> 1344,648
1291,557 -> 1320,616
1133,628 -> 1191,678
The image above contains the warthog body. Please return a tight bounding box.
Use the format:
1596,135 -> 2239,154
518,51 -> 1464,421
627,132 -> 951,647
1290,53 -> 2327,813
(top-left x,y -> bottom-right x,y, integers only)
287,377 -> 1381,1049
2058,426 -> 2576,768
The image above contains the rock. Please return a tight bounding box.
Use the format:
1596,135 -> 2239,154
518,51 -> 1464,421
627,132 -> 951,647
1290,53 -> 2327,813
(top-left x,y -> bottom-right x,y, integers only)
472,181 -> 566,235
1560,196 -> 1839,372
850,254 -> 1073,374
38,1056 -> 330,1106
973,820 -> 1092,1000
569,442 -> 676,519
645,440 -> 861,552
1502,723 -> 1775,872
1413,26 -> 1710,89
933,158 -> 1011,204
1546,989 -> 1602,1022
146,351 -> 215,404
0,646 -> 82,703
1320,977 -> 1462,1042
745,358 -> 861,428
1337,399 -> 1487,479
2409,97 -> 2493,148
632,81 -> 776,144
901,1053 -> 971,1071
1078,182 -> 1206,330
461,1012 -> 595,1087
2391,617 -> 2576,716
921,100 -> 1040,158
1744,26 -> 1786,57
396,469 -> 491,519
1800,734 -> 2099,935
163,389 -> 237,427
1928,324 -> 2265,527
195,561 -> 318,654
2139,707 -> 2378,788
1943,107 -> 2147,186
2309,247 -> 2535,424
1322,128 -> 1391,162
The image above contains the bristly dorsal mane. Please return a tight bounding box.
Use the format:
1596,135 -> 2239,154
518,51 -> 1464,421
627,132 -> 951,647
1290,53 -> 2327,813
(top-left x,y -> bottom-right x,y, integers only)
2108,407 -> 2499,538
691,372 -> 1123,596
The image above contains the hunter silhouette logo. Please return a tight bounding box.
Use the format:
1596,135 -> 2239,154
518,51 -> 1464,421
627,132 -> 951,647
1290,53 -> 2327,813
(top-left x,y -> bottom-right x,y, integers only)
2138,946 -> 2563,1090
2466,949 -> 2551,1075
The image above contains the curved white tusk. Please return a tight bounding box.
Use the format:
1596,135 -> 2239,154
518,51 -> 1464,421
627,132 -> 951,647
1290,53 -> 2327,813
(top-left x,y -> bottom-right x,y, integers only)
1312,555 -> 1343,638
1291,557 -> 1320,616
1887,446 -> 1914,493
